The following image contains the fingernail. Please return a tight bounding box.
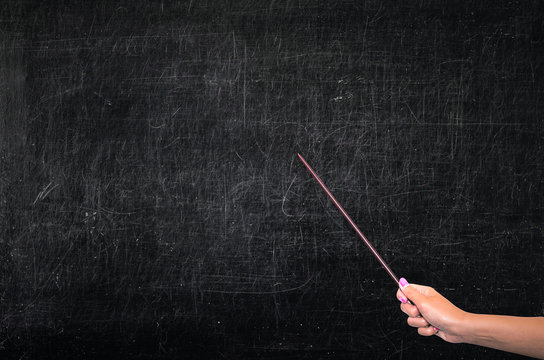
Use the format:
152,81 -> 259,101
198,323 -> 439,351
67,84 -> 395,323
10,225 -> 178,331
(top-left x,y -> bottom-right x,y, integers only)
399,297 -> 407,303
433,327 -> 439,332
399,278 -> 409,289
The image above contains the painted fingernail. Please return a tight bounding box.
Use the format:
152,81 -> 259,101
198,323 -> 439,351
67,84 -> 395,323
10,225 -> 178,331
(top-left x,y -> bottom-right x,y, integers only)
433,327 -> 439,332
400,297 -> 407,303
399,278 -> 409,289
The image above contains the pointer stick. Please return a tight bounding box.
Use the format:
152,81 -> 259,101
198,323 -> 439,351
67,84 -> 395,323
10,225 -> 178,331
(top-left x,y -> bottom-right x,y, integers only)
298,153 -> 400,287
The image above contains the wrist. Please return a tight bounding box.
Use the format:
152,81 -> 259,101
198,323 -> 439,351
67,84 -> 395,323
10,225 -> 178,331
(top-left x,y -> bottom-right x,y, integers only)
456,311 -> 484,344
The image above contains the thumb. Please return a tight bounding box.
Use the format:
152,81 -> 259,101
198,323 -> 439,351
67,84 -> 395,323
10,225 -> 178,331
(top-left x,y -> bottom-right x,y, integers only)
398,278 -> 425,305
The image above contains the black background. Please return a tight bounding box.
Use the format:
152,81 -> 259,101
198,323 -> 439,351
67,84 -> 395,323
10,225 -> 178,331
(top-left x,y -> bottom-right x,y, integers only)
1,1 -> 543,359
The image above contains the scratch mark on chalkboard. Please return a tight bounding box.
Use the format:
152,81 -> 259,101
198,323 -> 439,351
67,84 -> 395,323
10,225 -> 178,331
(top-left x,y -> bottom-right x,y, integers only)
281,175 -> 297,217
201,274 -> 314,295
379,189 -> 437,199
223,173 -> 228,241
32,181 -> 59,205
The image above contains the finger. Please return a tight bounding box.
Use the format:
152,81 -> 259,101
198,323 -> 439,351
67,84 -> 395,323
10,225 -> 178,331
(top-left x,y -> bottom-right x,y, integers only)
400,303 -> 420,317
396,289 -> 408,303
399,279 -> 439,306
417,326 -> 438,337
400,303 -> 421,317
399,278 -> 425,305
407,316 -> 429,328
434,328 -> 445,340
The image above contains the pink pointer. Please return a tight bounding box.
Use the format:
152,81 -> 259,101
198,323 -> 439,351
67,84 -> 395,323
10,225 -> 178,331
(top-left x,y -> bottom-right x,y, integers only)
298,153 -> 401,287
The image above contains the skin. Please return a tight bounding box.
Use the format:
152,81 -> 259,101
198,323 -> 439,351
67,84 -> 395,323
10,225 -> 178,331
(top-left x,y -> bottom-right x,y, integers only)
396,281 -> 544,359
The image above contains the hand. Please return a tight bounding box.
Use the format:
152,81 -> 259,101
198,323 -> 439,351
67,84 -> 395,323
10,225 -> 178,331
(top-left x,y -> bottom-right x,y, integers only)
396,278 -> 544,358
396,278 -> 468,344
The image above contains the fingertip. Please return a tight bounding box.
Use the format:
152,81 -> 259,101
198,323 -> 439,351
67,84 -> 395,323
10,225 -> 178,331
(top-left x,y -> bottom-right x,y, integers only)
399,277 -> 409,289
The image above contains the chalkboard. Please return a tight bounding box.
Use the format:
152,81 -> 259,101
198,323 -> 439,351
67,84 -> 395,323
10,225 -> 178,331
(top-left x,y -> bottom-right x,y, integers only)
1,1 -> 542,358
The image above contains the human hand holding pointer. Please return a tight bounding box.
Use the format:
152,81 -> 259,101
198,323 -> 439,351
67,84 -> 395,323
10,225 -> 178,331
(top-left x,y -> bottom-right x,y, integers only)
397,278 -> 544,359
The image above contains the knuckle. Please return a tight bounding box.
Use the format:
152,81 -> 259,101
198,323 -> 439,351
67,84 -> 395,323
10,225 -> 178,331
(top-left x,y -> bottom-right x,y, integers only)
417,302 -> 428,314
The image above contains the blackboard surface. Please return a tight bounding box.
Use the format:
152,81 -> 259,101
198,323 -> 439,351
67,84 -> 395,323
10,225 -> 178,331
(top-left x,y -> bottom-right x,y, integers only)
1,1 -> 542,359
